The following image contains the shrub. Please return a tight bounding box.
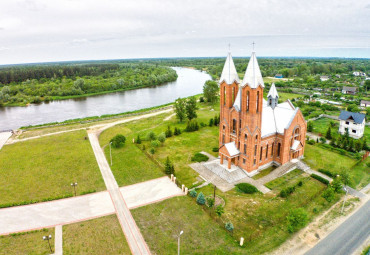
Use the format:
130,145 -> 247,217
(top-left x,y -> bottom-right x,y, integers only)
146,131 -> 156,141
199,96 -> 204,102
200,122 -> 206,127
280,186 -> 296,198
287,208 -> 308,233
225,222 -> 234,232
318,169 -> 335,178
164,156 -> 175,175
212,147 -> 219,152
196,192 -> 206,205
311,174 -> 330,185
206,197 -> 215,208
236,183 -> 259,194
151,140 -> 160,148
174,127 -> 181,136
297,180 -> 303,187
191,152 -> 209,162
157,133 -> 166,143
165,126 -> 173,138
307,139 -> 315,145
331,178 -> 343,193
320,137 -> 327,144
189,190 -> 197,198
185,120 -> 199,132
322,187 -> 335,202
110,134 -> 126,148
149,148 -> 155,154
136,135 -> 142,144
215,204 -> 224,217
209,118 -> 214,127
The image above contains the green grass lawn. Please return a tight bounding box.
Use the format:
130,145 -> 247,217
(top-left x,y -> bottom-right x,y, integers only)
304,144 -> 369,189
99,102 -> 220,187
252,166 -> 277,180
63,215 -> 131,255
0,130 -> 105,206
0,228 -> 54,255
132,170 -> 337,255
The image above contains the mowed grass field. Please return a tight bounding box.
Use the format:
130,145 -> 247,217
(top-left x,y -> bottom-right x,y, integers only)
63,215 -> 131,255
0,228 -> 54,255
304,144 -> 370,189
0,130 -> 105,206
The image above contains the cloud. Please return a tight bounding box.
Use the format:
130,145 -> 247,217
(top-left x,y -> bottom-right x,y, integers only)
0,47 -> 10,51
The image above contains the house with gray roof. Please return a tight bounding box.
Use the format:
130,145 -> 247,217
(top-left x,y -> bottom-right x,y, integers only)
342,86 -> 358,95
338,110 -> 366,139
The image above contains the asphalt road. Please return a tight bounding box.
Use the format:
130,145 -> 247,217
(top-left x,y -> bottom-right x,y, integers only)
305,199 -> 370,255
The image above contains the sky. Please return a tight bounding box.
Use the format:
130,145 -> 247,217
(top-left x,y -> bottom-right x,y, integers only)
0,0 -> 369,65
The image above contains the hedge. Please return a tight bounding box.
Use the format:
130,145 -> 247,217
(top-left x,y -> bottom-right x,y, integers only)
236,183 -> 259,194
318,168 -> 335,178
191,152 -> 209,162
311,174 -> 330,185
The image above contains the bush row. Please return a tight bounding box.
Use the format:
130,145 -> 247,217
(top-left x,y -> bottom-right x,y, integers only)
311,174 -> 330,185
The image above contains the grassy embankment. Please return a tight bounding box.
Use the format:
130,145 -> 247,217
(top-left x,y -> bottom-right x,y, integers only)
0,130 -> 105,207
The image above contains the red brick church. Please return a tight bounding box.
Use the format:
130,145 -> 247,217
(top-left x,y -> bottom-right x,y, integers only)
218,51 -> 306,175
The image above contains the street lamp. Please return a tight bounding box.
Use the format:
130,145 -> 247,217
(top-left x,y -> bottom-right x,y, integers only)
109,142 -> 113,166
43,234 -> 53,253
71,182 -> 78,196
177,230 -> 183,255
341,186 -> 348,214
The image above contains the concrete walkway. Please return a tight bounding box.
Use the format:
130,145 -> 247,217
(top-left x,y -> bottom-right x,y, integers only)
54,225 -> 63,255
0,131 -> 12,150
0,177 -> 183,236
88,132 -> 150,255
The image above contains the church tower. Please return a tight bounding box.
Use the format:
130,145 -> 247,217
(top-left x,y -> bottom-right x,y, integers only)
267,83 -> 278,109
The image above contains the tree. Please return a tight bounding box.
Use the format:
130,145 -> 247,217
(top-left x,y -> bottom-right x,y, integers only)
203,80 -> 219,102
307,121 -> 313,132
322,187 -> 335,202
146,131 -> 156,141
325,126 -> 332,140
164,156 -> 175,175
110,134 -> 126,148
165,126 -> 173,138
347,104 -> 360,113
215,205 -> 224,217
286,208 -> 308,233
196,192 -> 206,205
209,118 -> 214,127
174,98 -> 186,122
206,197 -> 215,208
136,135 -> 141,144
225,222 -> 234,232
185,96 -> 198,120
157,133 -> 166,143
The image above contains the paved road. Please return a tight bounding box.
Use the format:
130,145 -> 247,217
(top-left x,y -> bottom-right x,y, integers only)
305,199 -> 370,255
88,132 -> 151,255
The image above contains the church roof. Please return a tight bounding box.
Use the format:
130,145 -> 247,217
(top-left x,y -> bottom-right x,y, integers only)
219,52 -> 240,84
267,83 -> 279,98
242,52 -> 264,89
261,100 -> 298,138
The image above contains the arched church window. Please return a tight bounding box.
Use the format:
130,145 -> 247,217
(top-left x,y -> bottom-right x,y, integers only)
257,91 -> 260,112
271,142 -> 274,157
232,87 -> 235,102
246,91 -> 250,112
260,146 -> 263,161
266,144 -> 269,158
223,86 -> 226,105
244,144 -> 247,154
232,119 -> 237,133
255,135 -> 258,142
277,143 -> 281,157
244,134 -> 248,140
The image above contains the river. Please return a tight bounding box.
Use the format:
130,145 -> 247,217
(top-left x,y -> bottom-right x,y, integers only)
0,67 -> 211,130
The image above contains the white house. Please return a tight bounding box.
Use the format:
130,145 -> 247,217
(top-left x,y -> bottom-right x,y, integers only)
360,100 -> 370,107
320,75 -> 329,81
338,111 -> 366,139
353,71 -> 366,77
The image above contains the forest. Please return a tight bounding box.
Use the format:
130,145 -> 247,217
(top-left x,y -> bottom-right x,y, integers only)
0,63 -> 177,106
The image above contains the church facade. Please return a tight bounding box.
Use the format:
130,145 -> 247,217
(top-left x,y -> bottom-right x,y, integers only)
218,51 -> 306,175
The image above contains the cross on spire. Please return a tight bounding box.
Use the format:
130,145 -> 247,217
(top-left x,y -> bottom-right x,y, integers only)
252,41 -> 256,51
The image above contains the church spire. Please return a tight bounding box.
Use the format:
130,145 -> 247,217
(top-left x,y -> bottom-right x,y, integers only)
219,52 -> 239,85
242,52 -> 264,88
267,83 -> 279,109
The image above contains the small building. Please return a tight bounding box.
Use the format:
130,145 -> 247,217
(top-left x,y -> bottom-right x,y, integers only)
353,71 -> 366,77
338,111 -> 366,139
360,100 -> 370,107
320,75 -> 329,81
335,74 -> 341,78
342,86 -> 358,95
274,74 -> 283,78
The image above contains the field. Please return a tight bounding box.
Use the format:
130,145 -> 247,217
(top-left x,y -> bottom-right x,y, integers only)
63,215 -> 131,255
132,169 -> 337,254
303,144 -> 370,189
0,130 -> 105,206
0,228 -> 54,255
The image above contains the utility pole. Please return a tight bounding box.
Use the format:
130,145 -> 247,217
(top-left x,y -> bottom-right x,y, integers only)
43,235 -> 53,253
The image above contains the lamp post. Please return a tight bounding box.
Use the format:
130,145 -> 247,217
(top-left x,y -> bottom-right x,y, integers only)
341,187 -> 348,214
43,234 -> 53,253
71,182 -> 78,196
177,230 -> 183,255
109,142 -> 113,166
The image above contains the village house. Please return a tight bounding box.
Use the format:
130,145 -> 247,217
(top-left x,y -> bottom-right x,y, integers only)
320,75 -> 329,81
274,74 -> 283,78
218,51 -> 306,174
342,86 -> 358,95
338,111 -> 366,139
360,100 -> 370,108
